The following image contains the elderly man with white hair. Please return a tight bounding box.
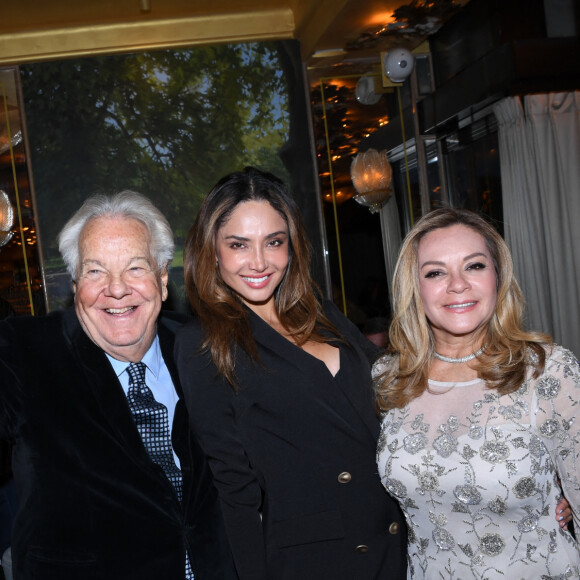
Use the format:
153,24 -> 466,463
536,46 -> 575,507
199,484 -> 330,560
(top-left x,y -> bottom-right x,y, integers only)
0,191 -> 236,580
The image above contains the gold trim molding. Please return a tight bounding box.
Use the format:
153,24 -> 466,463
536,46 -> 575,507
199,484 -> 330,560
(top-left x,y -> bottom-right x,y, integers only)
0,9 -> 295,65
296,0 -> 350,60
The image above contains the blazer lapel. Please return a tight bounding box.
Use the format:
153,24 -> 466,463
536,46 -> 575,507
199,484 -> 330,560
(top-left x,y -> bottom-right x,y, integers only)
157,315 -> 188,454
157,313 -> 195,508
322,304 -> 382,441
333,343 -> 381,442
247,308 -> 380,443
62,309 -> 153,456
247,309 -> 310,373
157,314 -> 182,397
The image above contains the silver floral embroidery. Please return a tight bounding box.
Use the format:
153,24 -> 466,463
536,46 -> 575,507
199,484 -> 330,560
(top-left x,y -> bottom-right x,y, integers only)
452,501 -> 469,513
505,460 -> 518,476
454,484 -> 482,505
479,441 -> 510,463
418,471 -> 439,492
471,554 -> 485,566
499,404 -> 522,420
511,436 -> 526,449
429,512 -> 448,527
478,533 -> 505,556
468,424 -> 483,439
561,349 -> 577,365
462,445 -> 477,460
513,476 -> 536,499
433,464 -> 445,477
389,420 -> 402,434
536,375 -> 561,399
433,527 -> 455,550
517,513 -> 539,532
526,544 -> 536,558
519,372 -> 532,389
433,433 -> 458,458
487,496 -> 508,515
384,478 -> 407,498
528,435 -> 546,458
539,419 -> 560,438
411,414 -> 424,431
404,432 -> 428,455
376,430 -> 388,455
562,418 -> 575,432
375,344 -> 580,578
527,349 -> 539,365
387,439 -> 399,453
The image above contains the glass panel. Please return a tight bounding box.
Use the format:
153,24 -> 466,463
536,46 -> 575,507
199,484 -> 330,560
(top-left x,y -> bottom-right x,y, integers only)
20,41 -> 322,312
390,147 -> 422,235
424,139 -> 444,210
310,77 -> 393,324
0,67 -> 45,317
443,117 -> 503,232
415,55 -> 433,97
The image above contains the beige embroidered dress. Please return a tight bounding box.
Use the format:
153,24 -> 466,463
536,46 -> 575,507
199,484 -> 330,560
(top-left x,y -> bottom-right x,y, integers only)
375,345 -> 580,579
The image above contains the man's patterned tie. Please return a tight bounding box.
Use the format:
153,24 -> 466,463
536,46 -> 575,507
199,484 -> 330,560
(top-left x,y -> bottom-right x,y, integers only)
126,362 -> 193,579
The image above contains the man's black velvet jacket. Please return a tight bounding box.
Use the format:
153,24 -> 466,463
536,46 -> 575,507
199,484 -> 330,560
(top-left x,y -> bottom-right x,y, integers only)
0,308 -> 236,580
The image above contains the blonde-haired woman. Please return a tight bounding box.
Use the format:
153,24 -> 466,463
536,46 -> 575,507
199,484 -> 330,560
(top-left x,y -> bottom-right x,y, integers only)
375,208 -> 579,578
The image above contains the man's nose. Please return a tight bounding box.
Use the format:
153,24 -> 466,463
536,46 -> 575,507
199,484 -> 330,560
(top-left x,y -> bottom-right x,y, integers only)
104,274 -> 131,298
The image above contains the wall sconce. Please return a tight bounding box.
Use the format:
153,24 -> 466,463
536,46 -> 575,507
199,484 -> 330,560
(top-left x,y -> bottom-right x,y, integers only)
355,75 -> 382,105
350,148 -> 393,213
0,190 -> 14,246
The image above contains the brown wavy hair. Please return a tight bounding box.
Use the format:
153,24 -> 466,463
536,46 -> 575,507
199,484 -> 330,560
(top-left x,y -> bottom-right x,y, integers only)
375,208 -> 551,412
184,166 -> 340,388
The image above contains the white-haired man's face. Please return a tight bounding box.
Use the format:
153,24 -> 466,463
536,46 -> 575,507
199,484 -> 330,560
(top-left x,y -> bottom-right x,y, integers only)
73,215 -> 168,362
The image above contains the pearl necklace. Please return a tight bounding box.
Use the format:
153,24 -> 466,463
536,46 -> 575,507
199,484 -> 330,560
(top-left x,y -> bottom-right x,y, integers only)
433,345 -> 486,364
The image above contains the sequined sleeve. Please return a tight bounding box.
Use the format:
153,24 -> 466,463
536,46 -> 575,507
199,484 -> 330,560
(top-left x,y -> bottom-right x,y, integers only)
371,354 -> 390,380
371,353 -> 396,406
532,344 -> 580,529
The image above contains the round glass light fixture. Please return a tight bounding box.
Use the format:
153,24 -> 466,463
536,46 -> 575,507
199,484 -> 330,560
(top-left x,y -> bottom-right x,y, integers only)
355,75 -> 381,105
0,190 -> 14,246
350,149 -> 393,214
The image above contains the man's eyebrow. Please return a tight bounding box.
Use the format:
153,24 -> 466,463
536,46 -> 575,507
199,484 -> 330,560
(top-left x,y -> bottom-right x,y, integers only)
80,256 -> 151,267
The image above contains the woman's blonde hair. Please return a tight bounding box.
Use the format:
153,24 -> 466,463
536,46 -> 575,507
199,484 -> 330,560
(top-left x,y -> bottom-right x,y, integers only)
184,166 -> 339,388
376,208 -> 551,412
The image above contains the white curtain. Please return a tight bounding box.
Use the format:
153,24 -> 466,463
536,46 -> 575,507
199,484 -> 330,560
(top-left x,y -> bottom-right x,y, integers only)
494,92 -> 580,355
379,193 -> 402,305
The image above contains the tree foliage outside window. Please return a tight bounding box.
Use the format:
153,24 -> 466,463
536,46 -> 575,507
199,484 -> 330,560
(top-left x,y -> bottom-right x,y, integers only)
20,42 -> 292,311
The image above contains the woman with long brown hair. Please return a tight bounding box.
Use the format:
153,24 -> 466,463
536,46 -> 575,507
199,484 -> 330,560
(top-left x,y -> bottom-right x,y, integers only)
175,167 -> 407,579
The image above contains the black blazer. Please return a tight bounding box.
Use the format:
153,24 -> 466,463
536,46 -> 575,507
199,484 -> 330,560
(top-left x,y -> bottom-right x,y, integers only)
0,309 -> 236,580
175,301 -> 407,580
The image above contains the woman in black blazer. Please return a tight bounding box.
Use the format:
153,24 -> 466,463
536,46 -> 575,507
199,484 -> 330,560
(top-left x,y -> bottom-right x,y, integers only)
175,167 -> 407,579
